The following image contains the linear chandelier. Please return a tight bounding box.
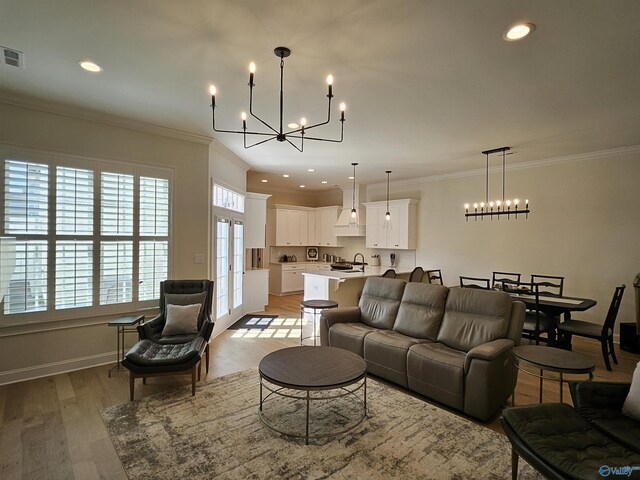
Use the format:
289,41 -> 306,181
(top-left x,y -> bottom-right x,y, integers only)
208,46 -> 346,152
464,146 -> 530,221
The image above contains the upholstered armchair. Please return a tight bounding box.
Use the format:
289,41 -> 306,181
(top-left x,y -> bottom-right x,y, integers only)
122,279 -> 214,400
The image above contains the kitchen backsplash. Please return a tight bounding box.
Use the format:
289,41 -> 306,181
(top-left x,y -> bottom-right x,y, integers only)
270,236 -> 416,267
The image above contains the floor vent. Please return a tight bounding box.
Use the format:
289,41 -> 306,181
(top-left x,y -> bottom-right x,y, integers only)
1,47 -> 24,68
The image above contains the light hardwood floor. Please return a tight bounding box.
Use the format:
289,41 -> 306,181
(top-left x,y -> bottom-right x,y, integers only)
0,293 -> 638,479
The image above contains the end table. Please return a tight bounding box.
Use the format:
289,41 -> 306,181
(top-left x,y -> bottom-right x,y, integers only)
108,315 -> 145,377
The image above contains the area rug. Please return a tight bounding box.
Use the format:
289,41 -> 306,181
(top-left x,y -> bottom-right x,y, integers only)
102,369 -> 541,479
228,313 -> 279,330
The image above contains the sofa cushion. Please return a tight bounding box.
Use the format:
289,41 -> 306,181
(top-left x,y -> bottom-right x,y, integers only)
437,288 -> 512,352
393,283 -> 449,340
358,277 -> 406,330
364,331 -> 426,387
407,343 -> 465,410
329,323 -> 379,357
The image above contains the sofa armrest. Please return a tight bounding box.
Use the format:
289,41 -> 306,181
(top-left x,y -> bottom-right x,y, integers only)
319,307 -> 361,346
506,300 -> 525,346
464,338 -> 514,373
569,381 -> 631,410
138,314 -> 163,340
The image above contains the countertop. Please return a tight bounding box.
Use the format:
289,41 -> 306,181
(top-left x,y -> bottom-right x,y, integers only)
302,265 -> 414,280
270,261 -> 333,266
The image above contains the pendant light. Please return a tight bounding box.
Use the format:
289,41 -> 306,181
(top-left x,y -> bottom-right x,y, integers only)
385,170 -> 392,221
350,162 -> 358,226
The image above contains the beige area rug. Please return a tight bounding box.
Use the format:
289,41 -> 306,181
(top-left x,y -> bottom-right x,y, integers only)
102,369 -> 541,479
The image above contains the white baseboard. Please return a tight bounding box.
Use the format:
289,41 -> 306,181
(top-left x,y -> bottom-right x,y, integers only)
0,351 -> 117,386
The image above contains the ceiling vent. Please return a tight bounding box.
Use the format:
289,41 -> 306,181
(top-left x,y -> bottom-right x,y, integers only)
1,47 -> 24,68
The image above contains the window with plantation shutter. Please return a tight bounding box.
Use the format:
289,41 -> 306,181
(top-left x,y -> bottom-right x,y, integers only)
138,177 -> 169,301
1,156 -> 171,324
3,160 -> 49,314
101,172 -> 133,235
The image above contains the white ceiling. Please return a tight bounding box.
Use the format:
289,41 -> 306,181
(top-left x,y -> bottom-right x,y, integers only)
1,0 -> 640,191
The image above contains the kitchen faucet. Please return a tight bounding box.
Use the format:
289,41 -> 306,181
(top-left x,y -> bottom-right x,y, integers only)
353,252 -> 365,272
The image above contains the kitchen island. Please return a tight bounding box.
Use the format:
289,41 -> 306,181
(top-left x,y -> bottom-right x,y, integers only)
302,266 -> 414,307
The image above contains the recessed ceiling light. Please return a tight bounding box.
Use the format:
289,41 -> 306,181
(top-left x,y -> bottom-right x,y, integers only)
79,60 -> 103,73
321,180 -> 328,184
261,179 -> 268,183
504,23 -> 535,41
300,185 -> 306,188
282,174 -> 290,178
348,176 -> 354,180
288,123 -> 299,129
308,168 -> 315,172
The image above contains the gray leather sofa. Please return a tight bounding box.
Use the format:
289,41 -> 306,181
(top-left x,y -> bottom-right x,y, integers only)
319,277 -> 525,421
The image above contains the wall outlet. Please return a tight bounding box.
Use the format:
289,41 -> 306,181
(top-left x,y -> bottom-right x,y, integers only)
194,254 -> 205,264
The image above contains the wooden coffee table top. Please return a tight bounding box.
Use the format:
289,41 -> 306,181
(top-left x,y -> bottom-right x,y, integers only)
259,346 -> 366,390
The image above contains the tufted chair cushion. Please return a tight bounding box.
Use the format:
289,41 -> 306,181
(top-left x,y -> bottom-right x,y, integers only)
358,277 -> 406,330
123,337 -> 206,374
503,403 -> 640,479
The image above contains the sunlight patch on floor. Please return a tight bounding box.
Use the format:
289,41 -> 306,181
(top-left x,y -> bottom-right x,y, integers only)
230,317 -> 306,339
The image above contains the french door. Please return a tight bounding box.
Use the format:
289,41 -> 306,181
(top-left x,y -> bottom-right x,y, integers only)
215,216 -> 243,325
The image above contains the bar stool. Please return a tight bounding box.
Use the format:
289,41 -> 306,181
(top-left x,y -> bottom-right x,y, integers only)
300,299 -> 339,346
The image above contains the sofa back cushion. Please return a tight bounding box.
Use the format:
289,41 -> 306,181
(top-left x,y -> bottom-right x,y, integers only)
436,287 -> 512,352
359,277 -> 406,330
393,283 -> 449,340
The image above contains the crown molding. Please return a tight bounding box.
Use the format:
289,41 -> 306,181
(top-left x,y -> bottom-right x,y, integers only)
0,88 -> 214,145
209,139 -> 251,171
367,145 -> 640,190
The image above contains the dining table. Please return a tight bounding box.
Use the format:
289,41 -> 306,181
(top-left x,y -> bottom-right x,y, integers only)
508,292 -> 597,321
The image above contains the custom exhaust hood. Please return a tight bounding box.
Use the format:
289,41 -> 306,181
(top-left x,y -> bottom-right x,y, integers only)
334,184 -> 366,236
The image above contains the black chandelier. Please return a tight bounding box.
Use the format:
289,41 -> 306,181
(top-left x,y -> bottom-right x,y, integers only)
208,46 -> 346,152
464,147 -> 530,221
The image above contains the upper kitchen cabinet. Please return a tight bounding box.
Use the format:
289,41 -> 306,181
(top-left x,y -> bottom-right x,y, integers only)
274,206 -> 310,246
315,206 -> 341,247
364,199 -> 418,250
244,192 -> 271,248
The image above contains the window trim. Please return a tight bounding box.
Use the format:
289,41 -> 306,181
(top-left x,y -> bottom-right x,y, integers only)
0,147 -> 173,327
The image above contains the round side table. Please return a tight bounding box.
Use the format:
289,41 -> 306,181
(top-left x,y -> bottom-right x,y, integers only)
300,299 -> 338,346
512,345 -> 595,404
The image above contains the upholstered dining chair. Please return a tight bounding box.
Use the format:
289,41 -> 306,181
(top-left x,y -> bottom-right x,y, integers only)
409,267 -> 425,283
381,269 -> 397,278
425,269 -> 444,285
516,282 -> 556,345
492,271 -> 522,289
557,285 -> 625,371
459,276 -> 491,290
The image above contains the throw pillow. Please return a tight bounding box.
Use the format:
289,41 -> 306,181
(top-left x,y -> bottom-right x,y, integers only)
162,303 -> 201,336
622,361 -> 640,421
165,292 -> 207,321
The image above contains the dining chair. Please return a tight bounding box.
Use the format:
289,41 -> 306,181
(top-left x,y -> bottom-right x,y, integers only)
492,271 -> 521,289
459,276 -> 491,290
409,267 -> 425,283
530,274 -> 564,297
521,283 -> 556,345
557,285 -> 626,371
425,269 -> 444,285
381,269 -> 397,279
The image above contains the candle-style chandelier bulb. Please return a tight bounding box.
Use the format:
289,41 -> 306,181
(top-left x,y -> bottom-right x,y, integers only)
326,74 -> 334,85
300,117 -> 307,126
241,112 -> 247,121
249,62 -> 256,73
209,85 -> 217,96
339,102 -> 346,112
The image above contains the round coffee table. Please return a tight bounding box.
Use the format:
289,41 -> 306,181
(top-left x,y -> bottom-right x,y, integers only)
258,346 -> 367,444
512,345 -> 595,404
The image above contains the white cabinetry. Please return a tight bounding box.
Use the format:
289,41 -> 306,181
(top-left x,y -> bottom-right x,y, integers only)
269,262 -> 332,295
364,199 -> 418,250
275,208 -> 309,246
274,205 -> 340,247
243,269 -> 269,312
244,193 -> 270,249
315,206 -> 341,246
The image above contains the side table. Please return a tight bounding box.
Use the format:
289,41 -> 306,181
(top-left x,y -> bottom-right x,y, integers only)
108,315 -> 145,377
512,345 -> 595,404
